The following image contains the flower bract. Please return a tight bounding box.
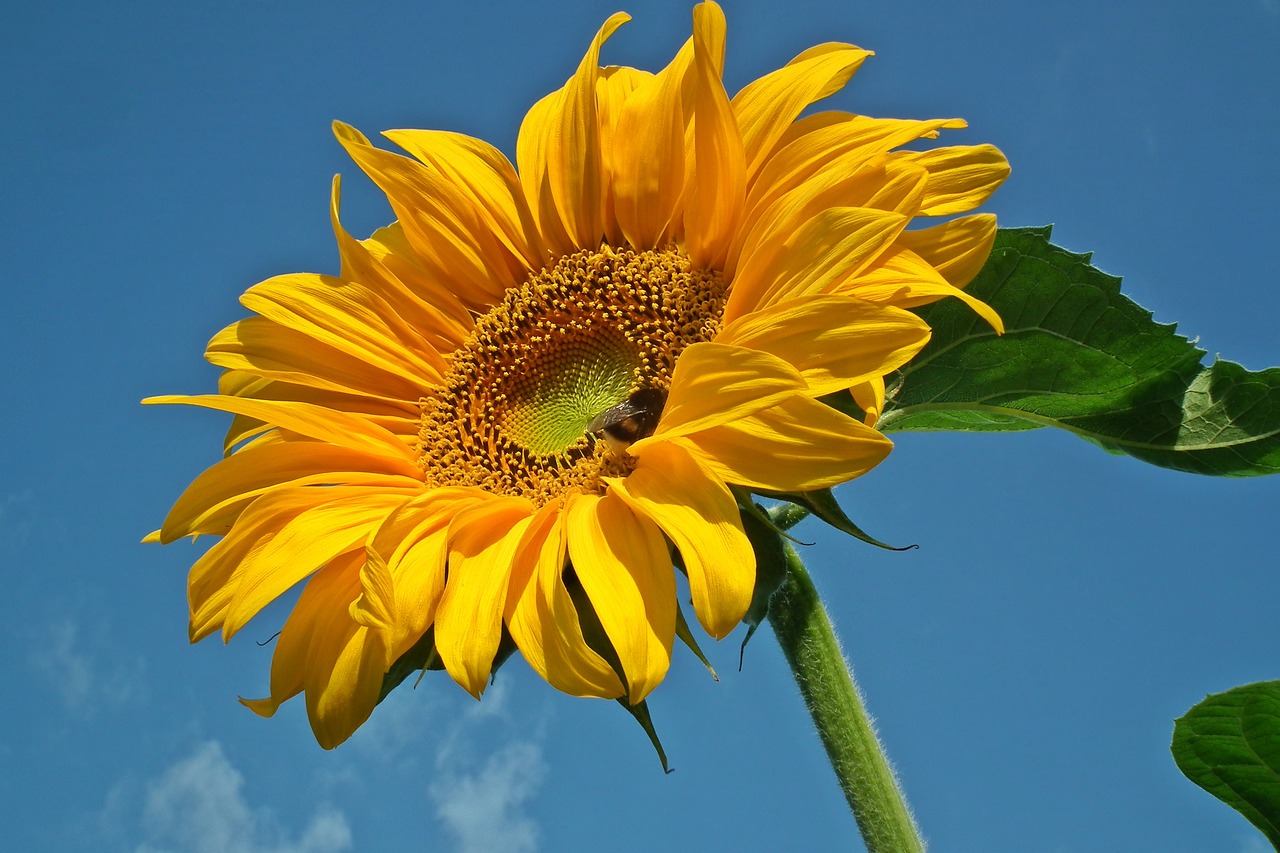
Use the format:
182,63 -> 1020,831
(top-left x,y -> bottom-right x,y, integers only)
146,1 -> 1008,748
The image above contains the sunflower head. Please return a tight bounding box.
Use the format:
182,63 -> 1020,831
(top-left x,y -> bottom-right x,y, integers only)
146,1 -> 1007,749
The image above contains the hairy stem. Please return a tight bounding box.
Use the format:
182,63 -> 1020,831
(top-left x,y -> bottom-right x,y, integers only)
767,543 -> 924,852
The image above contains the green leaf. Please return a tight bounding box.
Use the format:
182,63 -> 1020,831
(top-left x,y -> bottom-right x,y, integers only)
737,505 -> 790,662
880,226 -> 1280,477
1171,681 -> 1280,848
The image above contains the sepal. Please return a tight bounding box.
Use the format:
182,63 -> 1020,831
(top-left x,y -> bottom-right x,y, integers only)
616,696 -> 672,774
760,487 -> 916,552
736,505 -> 790,663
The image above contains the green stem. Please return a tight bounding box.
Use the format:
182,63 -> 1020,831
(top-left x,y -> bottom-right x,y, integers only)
767,543 -> 924,852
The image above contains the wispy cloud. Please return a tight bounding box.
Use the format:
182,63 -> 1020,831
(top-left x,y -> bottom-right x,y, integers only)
29,618 -> 143,714
431,742 -> 545,853
136,741 -> 352,853
427,682 -> 548,853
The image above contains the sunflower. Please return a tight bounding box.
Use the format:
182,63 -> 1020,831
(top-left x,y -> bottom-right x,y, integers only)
147,1 -> 1008,749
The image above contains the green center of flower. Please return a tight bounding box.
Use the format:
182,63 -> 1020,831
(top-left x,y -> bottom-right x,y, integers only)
418,245 -> 727,504
500,325 -> 639,456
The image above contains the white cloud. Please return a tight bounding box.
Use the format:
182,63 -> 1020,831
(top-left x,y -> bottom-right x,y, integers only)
319,671 -> 550,852
427,680 -> 549,853
30,618 -> 142,713
136,741 -> 352,853
458,677 -> 516,722
430,741 -> 546,853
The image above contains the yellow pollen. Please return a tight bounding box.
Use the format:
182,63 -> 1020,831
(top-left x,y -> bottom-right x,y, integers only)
418,246 -> 727,505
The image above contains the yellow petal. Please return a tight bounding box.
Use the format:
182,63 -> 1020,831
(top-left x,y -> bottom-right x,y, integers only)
683,0 -> 745,270
515,13 -> 630,255
188,496 -> 307,643
350,549 -> 396,637
730,156 -> 927,283
383,129 -> 546,271
187,484 -> 400,642
643,342 -> 806,443
895,144 -> 1010,217
503,500 -> 560,621
897,213 -> 998,289
207,315 -> 432,404
732,44 -> 872,181
744,114 -> 966,228
329,175 -> 472,352
565,492 -> 674,704
161,441 -> 420,542
240,273 -> 448,388
434,497 -> 534,697
716,294 -> 931,396
237,552 -> 341,715
144,395 -> 420,474
611,33 -> 694,249
334,121 -> 516,309
550,13 -> 630,248
682,395 -> 894,491
242,553 -> 388,749
846,245 -> 1004,333
506,502 -> 626,698
349,552 -> 407,695
608,441 -> 752,640
212,373 -> 417,454
364,487 -> 488,661
850,376 -> 886,427
544,571 -> 629,698
503,503 -> 557,658
303,615 -> 387,750
352,216 -> 476,348
724,206 -> 908,323
239,556 -> 338,718
597,66 -> 655,246
222,490 -> 407,641
762,109 -> 858,155
516,89 -> 576,258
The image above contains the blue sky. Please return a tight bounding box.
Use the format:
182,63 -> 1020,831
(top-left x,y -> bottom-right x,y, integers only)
4,1 -> 1279,850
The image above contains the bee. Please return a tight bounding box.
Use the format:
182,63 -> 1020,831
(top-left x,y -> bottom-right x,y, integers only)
585,387 -> 667,455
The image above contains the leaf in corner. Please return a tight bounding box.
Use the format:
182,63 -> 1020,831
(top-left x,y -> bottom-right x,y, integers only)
1171,681 -> 1280,848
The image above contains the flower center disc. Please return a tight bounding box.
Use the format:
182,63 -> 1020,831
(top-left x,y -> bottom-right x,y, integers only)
418,246 -> 727,504
501,325 -> 639,457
